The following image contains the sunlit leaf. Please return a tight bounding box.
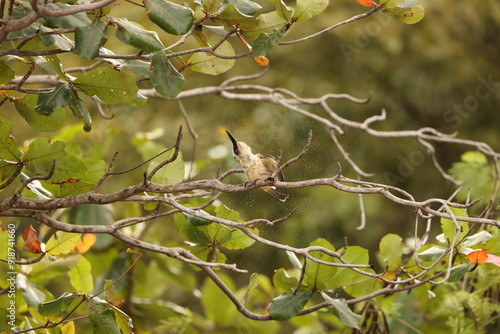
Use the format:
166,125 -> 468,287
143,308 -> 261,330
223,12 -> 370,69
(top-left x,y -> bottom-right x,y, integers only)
383,4 -> 425,24
379,233 -> 403,268
305,238 -> 337,290
75,17 -> 108,60
189,40 -> 235,75
148,150 -> 185,185
74,67 -> 139,105
144,0 -> 193,35
417,245 -> 446,262
268,290 -> 312,320
45,231 -> 81,256
0,61 -> 15,84
268,0 -> 293,20
150,50 -> 184,98
293,0 -> 329,22
273,268 -> 299,293
68,255 -> 94,294
240,11 -> 288,41
0,116 -> 21,163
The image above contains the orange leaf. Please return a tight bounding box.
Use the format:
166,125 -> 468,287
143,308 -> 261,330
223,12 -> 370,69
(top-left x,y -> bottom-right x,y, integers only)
466,249 -> 488,264
355,0 -> 377,7
22,225 -> 43,253
75,233 -> 97,253
254,56 -> 269,66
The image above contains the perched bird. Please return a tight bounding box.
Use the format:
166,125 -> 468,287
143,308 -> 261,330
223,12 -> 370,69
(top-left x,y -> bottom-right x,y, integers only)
226,130 -> 288,202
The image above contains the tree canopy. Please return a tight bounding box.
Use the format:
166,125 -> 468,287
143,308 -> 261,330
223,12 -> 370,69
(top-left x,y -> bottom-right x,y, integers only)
0,0 -> 499,333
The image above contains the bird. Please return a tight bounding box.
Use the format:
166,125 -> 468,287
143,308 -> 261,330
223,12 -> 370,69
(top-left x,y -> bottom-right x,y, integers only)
226,130 -> 288,202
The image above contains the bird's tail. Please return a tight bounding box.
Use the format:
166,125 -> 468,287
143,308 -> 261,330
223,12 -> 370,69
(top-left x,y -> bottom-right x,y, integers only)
265,188 -> 288,202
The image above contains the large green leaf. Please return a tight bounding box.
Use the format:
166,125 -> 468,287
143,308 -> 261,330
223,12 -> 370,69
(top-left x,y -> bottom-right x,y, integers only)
201,274 -> 239,325
35,82 -> 71,115
330,298 -> 362,330
87,298 -> 121,334
273,268 -> 299,293
379,233 -> 403,268
14,94 -> 66,132
68,255 -> 94,294
39,26 -> 73,51
189,40 -> 235,75
38,292 -> 81,316
268,290 -> 312,320
252,25 -> 287,56
150,50 -> 184,98
268,0 -> 293,20
149,150 -> 185,185
113,17 -> 164,51
74,67 -> 139,105
0,61 -> 15,84
0,116 -> 21,163
240,11 -> 288,41
330,246 -> 370,287
75,17 -> 108,60
45,231 -> 81,256
144,0 -> 193,35
305,238 -> 337,290
222,0 -> 262,16
293,0 -> 329,22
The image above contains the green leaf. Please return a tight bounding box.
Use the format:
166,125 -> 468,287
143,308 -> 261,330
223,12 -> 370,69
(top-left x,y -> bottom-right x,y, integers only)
440,206 -> 469,245
201,0 -> 225,15
68,88 -> 92,132
184,213 -> 213,226
221,227 -> 256,249
0,116 -> 21,163
149,150 -> 185,185
35,82 -> 70,115
74,67 -> 139,105
87,298 -> 121,334
14,94 -> 66,132
17,274 -> 46,307
417,245 -> 446,262
190,244 -> 227,264
189,40 -> 235,75
305,238 -> 337,290
39,26 -> 73,51
273,268 -> 299,293
150,50 -> 184,98
144,0 -> 193,35
45,231 -> 81,256
174,212 -> 213,244
268,0 -> 294,20
330,298 -> 362,330
0,61 -> 15,84
330,246 -> 370,287
240,11 -> 288,41
448,263 -> 474,282
268,290 -> 312,320
113,17 -> 164,51
383,4 -> 425,24
41,3 -> 91,28
449,151 -> 495,203
252,25 -> 287,56
293,0 -> 329,22
75,17 -> 108,60
379,233 -> 403,268
223,0 -> 262,16
201,273 -> 239,325
38,292 -> 81,316
68,255 -> 94,294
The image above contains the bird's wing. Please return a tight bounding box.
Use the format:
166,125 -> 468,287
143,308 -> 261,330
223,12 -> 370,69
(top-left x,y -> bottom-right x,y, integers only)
260,156 -> 284,181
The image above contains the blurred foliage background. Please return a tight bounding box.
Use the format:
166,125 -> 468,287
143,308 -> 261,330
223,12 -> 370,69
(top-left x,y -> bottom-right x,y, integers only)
1,0 -> 499,332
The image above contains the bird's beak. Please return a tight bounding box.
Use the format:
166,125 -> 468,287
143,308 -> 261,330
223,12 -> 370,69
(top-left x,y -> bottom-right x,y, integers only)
226,130 -> 239,153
